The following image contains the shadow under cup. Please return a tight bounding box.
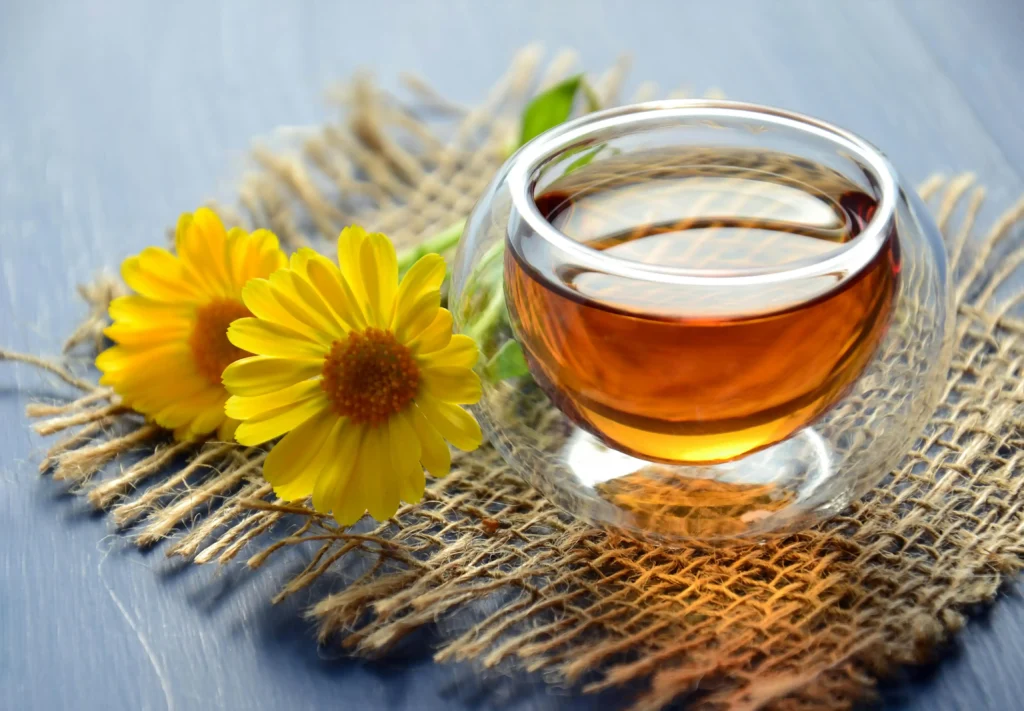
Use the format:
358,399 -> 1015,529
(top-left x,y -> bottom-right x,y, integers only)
451,101 -> 952,541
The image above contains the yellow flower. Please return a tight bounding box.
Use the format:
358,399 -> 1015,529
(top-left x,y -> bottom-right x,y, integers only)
96,208 -> 287,441
222,226 -> 483,525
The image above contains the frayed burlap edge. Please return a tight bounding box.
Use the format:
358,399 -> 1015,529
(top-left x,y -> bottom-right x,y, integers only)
3,47 -> 1024,710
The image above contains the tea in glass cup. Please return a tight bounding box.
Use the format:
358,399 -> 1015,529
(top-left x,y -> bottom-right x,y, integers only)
451,101 -> 951,540
505,147 -> 900,464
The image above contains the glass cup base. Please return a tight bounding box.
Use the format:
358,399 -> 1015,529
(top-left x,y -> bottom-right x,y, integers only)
537,427 -> 841,542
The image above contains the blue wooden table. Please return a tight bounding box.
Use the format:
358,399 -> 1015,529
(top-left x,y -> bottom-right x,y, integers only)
3,1 -> 1023,708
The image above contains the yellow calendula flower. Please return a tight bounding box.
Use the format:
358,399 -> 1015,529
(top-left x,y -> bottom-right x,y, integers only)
222,226 -> 483,525
97,208 -> 287,441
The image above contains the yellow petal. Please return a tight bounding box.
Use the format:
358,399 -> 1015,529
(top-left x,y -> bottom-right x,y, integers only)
288,247 -> 315,276
263,410 -> 339,501
227,227 -> 254,291
337,225 -> 369,287
108,295 -> 193,326
255,232 -> 288,278
233,391 -> 329,446
150,392 -> 218,429
265,270 -> 340,337
421,367 -> 482,404
108,363 -> 207,401
331,475 -> 368,525
359,232 -> 399,326
227,226 -> 286,291
291,248 -> 363,332
241,278 -> 329,344
418,334 -> 479,368
217,417 -> 240,442
391,253 -> 445,330
304,254 -> 367,331
277,267 -> 348,337
415,395 -> 483,452
176,207 -> 231,292
104,320 -> 191,347
174,212 -> 193,248
330,425 -> 377,526
412,407 -> 451,478
388,409 -> 422,477
139,242 -> 217,299
96,343 -> 190,377
151,387 -> 228,438
229,226 -> 287,284
311,420 -> 364,513
93,345 -> 132,375
389,409 -> 425,504
408,308 -> 453,354
397,457 -> 425,505
118,374 -> 211,412
225,379 -> 324,420
394,289 -> 441,344
222,355 -> 322,396
227,318 -> 328,360
183,398 -> 230,438
153,406 -> 198,431
121,249 -> 203,303
358,425 -> 401,521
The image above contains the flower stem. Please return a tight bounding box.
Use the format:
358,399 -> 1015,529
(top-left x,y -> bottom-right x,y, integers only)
396,218 -> 466,274
464,284 -> 506,347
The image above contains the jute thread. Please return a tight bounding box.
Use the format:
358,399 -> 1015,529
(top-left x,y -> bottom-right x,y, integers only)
4,47 -> 1024,710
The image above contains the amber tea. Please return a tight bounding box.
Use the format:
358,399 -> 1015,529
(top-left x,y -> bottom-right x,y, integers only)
505,147 -> 900,464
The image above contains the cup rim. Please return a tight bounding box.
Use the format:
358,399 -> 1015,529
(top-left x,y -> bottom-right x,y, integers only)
506,100 -> 898,287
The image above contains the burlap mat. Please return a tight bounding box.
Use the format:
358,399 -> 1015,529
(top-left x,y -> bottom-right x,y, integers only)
4,48 -> 1024,710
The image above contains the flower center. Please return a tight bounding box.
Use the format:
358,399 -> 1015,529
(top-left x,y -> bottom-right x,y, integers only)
321,328 -> 420,425
190,299 -> 253,385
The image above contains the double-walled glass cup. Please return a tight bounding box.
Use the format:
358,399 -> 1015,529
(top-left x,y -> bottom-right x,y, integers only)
451,101 -> 952,541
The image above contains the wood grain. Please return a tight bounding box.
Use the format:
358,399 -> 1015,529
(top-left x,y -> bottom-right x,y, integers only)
2,1 -> 1022,709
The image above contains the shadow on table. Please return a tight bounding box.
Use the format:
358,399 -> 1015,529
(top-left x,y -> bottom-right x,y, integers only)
871,589 -> 1019,711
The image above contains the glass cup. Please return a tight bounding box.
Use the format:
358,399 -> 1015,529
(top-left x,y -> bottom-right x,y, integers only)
451,101 -> 952,541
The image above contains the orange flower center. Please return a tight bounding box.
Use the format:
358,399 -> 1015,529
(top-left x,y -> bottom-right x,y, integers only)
321,328 -> 420,425
190,299 -> 253,385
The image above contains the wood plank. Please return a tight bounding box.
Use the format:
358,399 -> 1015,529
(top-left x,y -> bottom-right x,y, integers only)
898,0 -> 1024,172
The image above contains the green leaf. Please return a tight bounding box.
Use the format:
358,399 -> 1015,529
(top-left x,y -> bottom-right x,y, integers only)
519,75 -> 583,147
563,144 -> 605,176
484,340 -> 530,382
